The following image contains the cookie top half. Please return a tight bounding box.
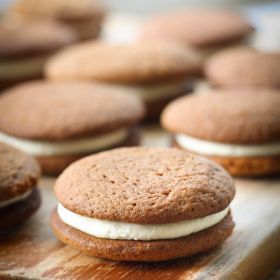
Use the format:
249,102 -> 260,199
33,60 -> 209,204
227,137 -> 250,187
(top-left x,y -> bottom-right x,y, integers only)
55,147 -> 235,224
0,142 -> 40,201
45,41 -> 202,84
141,9 -> 253,49
0,81 -> 145,140
205,48 -> 280,88
0,19 -> 77,58
10,0 -> 105,21
161,90 -> 280,144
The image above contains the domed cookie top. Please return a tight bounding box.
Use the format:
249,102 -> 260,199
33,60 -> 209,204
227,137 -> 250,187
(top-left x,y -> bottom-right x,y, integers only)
10,0 -> 105,21
0,19 -> 77,58
141,9 -> 253,49
0,81 -> 145,140
45,41 -> 203,84
161,89 -> 280,144
55,147 -> 235,224
205,48 -> 280,88
0,142 -> 40,201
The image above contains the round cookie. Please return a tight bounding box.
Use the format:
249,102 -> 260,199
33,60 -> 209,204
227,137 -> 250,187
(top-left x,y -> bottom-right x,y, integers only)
205,47 -> 280,89
141,9 -> 253,57
0,81 -> 145,175
161,89 -> 280,176
0,142 -> 41,230
0,18 -> 76,90
45,41 -> 202,119
52,147 -> 235,261
10,0 -> 106,41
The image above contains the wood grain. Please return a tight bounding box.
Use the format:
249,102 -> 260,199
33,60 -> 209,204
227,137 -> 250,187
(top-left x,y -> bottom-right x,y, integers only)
0,126 -> 280,280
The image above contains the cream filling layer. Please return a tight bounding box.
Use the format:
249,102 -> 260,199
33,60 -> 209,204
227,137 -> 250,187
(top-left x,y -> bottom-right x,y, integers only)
0,55 -> 49,79
113,80 -> 188,102
0,129 -> 128,157
176,134 -> 280,157
0,189 -> 32,208
57,203 -> 229,241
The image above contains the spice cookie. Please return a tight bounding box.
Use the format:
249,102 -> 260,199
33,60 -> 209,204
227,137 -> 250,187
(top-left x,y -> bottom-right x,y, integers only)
161,89 -> 280,176
141,9 -> 253,57
0,81 -> 145,175
205,47 -> 280,89
45,41 -> 202,119
0,142 -> 41,230
9,0 -> 106,41
0,19 -> 76,90
51,147 -> 235,261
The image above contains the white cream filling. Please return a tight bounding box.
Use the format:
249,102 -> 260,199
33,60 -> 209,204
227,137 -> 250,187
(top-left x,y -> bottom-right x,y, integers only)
0,55 -> 49,79
113,80 -> 188,102
0,189 -> 32,208
57,203 -> 229,241
176,134 -> 280,157
0,129 -> 128,156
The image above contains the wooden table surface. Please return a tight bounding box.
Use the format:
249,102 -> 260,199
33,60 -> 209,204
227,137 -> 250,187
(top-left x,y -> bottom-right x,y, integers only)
0,126 -> 280,280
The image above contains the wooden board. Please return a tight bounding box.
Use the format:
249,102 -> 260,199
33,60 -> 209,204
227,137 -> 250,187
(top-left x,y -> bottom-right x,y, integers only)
0,126 -> 280,280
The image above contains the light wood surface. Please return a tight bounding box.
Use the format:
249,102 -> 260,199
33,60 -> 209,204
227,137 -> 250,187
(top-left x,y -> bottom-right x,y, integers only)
0,126 -> 280,280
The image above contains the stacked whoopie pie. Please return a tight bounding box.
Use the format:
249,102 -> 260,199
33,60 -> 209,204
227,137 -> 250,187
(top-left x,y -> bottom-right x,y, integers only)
141,9 -> 253,57
205,47 -> 280,89
0,81 -> 144,175
9,0 -> 106,41
0,19 -> 76,90
45,41 -> 202,119
0,142 -> 41,230
52,147 -> 235,261
161,89 -> 280,176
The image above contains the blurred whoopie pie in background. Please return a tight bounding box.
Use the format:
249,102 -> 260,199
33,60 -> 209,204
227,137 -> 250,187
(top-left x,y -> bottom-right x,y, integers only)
0,142 -> 41,230
141,9 -> 254,58
9,0 -> 106,41
0,18 -> 76,90
205,47 -> 280,89
161,89 -> 280,177
0,81 -> 145,175
45,41 -> 203,120
51,147 -> 235,261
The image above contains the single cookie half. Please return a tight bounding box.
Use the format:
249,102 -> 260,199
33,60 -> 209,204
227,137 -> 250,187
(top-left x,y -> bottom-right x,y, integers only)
0,142 -> 41,230
141,9 -> 253,57
45,41 -> 202,119
51,147 -> 235,261
205,47 -> 280,89
9,0 -> 106,41
0,81 -> 145,175
161,89 -> 280,176
0,18 -> 76,90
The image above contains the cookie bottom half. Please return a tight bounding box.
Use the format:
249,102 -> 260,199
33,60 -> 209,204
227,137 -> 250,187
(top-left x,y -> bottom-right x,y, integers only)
37,127 -> 141,175
172,137 -> 280,177
0,188 -> 41,230
51,209 -> 234,262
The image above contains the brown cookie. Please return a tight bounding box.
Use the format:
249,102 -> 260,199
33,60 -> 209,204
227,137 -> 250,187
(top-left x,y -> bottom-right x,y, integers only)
0,81 -> 145,174
205,47 -> 280,89
141,9 -> 253,53
0,19 -> 76,89
0,142 -> 40,201
10,0 -> 106,40
45,41 -> 202,118
0,142 -> 40,229
51,210 -> 234,262
161,90 -> 280,176
52,147 -> 235,261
